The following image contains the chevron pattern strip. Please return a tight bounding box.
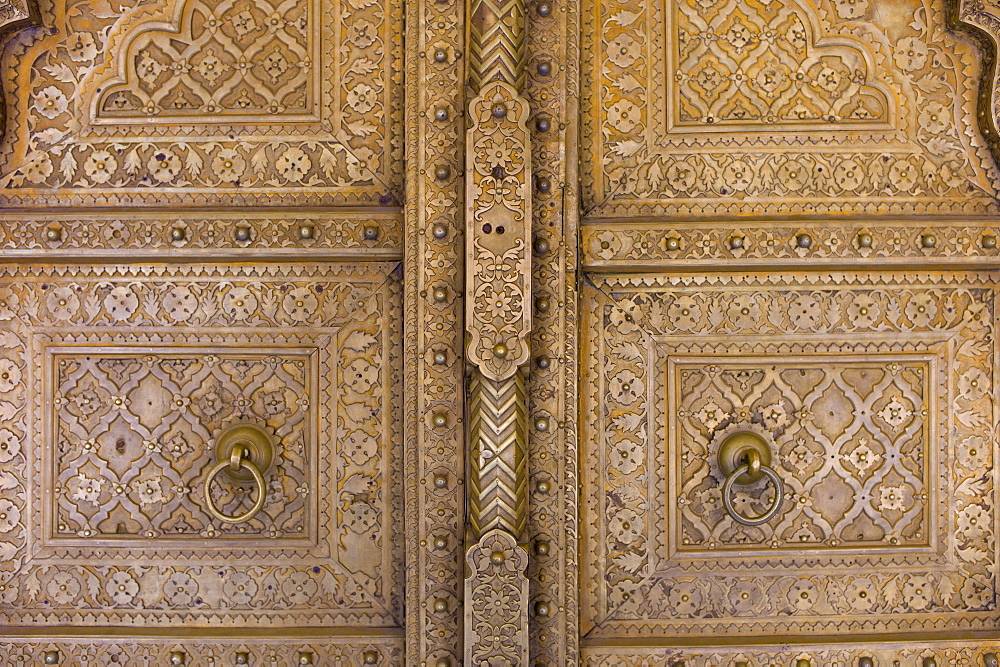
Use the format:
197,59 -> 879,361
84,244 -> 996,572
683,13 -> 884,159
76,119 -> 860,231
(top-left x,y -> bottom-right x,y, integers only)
468,369 -> 528,539
469,0 -> 526,89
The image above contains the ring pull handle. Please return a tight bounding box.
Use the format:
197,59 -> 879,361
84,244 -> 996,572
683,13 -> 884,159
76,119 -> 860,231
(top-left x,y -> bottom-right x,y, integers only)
721,448 -> 784,527
204,444 -> 267,524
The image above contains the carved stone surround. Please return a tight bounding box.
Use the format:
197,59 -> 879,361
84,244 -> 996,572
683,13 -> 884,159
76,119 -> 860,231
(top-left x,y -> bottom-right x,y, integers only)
583,272 -> 997,639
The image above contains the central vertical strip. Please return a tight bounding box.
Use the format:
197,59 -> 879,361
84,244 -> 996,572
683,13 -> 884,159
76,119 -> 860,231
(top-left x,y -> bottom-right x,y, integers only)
464,0 -> 532,660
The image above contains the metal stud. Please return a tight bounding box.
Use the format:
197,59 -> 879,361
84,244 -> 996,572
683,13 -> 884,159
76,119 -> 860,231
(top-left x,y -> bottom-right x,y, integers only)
534,600 -> 550,616
665,236 -> 680,251
492,342 -> 508,358
432,412 -> 448,428
923,658 -> 937,667
43,650 -> 59,665
535,479 -> 551,493
537,61 -> 552,76
534,237 -> 550,254
234,226 -> 251,243
535,116 -> 551,133
728,235 -> 744,250
433,473 -> 448,489
297,652 -> 314,665
433,597 -> 449,612
433,534 -> 449,549
796,233 -> 812,249
491,103 -> 507,118
536,176 -> 551,193
432,350 -> 448,365
920,233 -> 936,248
536,0 -> 552,15
857,232 -> 873,248
796,660 -> 810,667
432,287 -> 448,302
46,227 -> 62,242
435,659 -> 451,667
434,165 -> 451,180
536,355 -> 551,369
169,651 -> 187,665
534,416 -> 550,431
984,652 -> 999,667
535,296 -> 550,313
858,659 -> 874,667
362,650 -> 379,665
433,49 -> 448,63
298,224 -> 315,240
983,234 -> 997,249
171,227 -> 186,242
432,223 -> 448,239
434,107 -> 449,121
235,652 -> 250,665
534,540 -> 550,555
363,225 -> 379,241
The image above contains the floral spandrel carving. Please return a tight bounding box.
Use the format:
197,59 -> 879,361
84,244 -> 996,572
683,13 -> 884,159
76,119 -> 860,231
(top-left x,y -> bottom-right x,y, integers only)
582,274 -> 996,638
464,529 -> 529,667
583,0 -> 1000,215
0,0 -> 30,29
466,81 -> 532,381
0,262 -> 403,627
0,0 -> 402,205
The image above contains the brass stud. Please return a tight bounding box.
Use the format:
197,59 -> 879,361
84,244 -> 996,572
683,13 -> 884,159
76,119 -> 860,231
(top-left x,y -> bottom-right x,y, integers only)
432,287 -> 448,302
535,416 -> 550,432
490,550 -> 506,565
728,235 -> 744,250
433,534 -> 449,549
857,232 -> 873,248
46,227 -> 62,242
492,342 -> 508,358
433,49 -> 448,63
536,355 -> 551,369
435,659 -> 451,667
434,107 -> 449,121
534,237 -> 550,254
796,233 -> 812,249
535,479 -> 551,493
923,659 -> 937,667
983,235 -> 997,249
298,224 -> 314,240
234,226 -> 251,243
665,236 -> 680,251
858,659 -> 874,667
433,597 -> 449,612
536,176 -> 551,193
432,350 -> 448,365
432,223 -> 448,239
535,296 -> 551,313
796,660 -> 810,667
492,103 -> 507,118
536,0 -> 552,15
921,233 -> 936,248
432,412 -> 448,428
536,116 -> 552,132
537,61 -> 552,76
363,225 -> 379,241
297,651 -> 314,665
433,473 -> 448,489
171,227 -> 186,242
534,600 -> 551,616
169,651 -> 186,665
735,662 -> 748,667
535,540 -> 550,556
984,652 -> 999,667
235,652 -> 250,665
43,650 -> 59,665
362,649 -> 379,664
434,165 -> 451,180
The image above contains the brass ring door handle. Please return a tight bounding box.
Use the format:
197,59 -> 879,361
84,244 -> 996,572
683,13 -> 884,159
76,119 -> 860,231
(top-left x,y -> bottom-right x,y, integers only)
203,444 -> 267,524
721,449 -> 784,527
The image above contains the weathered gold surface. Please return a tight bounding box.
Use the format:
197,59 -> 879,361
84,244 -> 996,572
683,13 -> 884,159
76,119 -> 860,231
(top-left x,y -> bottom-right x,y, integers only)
1,0 -> 1000,658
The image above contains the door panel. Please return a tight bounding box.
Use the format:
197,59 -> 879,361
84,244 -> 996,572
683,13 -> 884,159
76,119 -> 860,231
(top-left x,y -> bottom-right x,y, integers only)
582,271 -> 997,640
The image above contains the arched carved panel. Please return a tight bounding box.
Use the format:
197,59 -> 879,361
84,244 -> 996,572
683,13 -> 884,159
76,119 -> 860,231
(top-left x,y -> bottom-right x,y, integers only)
0,0 -> 401,206
583,0 -> 1000,216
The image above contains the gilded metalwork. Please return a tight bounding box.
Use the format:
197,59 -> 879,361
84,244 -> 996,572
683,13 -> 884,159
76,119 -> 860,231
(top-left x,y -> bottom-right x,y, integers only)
468,369 -> 528,537
202,445 -> 268,524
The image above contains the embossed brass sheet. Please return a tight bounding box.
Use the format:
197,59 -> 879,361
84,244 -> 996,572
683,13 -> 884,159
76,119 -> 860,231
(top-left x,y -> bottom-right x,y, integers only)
4,0 -> 1000,656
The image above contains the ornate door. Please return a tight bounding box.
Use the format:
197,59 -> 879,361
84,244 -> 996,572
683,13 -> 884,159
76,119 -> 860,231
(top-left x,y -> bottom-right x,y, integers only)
3,0 -> 1000,660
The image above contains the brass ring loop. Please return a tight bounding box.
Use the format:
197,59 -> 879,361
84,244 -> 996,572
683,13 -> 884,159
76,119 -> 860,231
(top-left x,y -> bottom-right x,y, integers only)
721,461 -> 784,527
203,453 -> 267,525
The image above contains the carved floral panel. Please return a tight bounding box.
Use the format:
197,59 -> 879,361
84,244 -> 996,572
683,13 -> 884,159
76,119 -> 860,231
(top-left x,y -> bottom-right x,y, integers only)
0,0 -> 402,205
582,272 -> 997,638
0,261 -> 403,627
582,0 -> 1000,215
